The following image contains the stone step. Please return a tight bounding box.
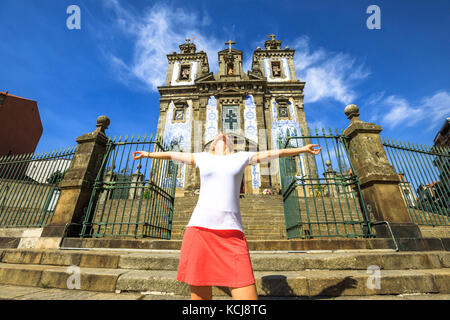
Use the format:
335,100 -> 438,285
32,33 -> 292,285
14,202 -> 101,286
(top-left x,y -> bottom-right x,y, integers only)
1,249 -> 448,271
115,268 -> 450,297
170,235 -> 287,241
2,284 -> 450,300
0,261 -> 448,297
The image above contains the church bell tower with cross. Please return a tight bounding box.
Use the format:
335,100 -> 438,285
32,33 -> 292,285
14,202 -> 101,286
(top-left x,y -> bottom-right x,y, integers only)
156,35 -> 309,196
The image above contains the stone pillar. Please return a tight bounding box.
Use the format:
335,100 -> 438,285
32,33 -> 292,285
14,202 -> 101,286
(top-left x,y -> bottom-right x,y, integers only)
129,165 -> 144,199
99,166 -> 115,203
343,104 -> 422,239
323,160 -> 338,198
36,116 -> 110,248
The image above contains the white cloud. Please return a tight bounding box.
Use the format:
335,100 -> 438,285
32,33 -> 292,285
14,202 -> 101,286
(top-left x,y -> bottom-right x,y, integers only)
422,91 -> 450,125
379,91 -> 450,130
293,35 -> 370,104
102,1 -> 222,91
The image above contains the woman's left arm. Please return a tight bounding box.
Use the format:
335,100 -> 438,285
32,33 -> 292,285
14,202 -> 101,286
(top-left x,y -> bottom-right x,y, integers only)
249,144 -> 322,164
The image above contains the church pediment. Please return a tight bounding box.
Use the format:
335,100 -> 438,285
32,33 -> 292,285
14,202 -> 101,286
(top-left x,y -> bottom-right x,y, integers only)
195,72 -> 215,83
222,87 -> 241,94
218,48 -> 243,55
248,70 -> 265,80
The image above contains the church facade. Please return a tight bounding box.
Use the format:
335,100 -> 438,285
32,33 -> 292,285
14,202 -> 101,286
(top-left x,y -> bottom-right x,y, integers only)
155,36 -> 310,196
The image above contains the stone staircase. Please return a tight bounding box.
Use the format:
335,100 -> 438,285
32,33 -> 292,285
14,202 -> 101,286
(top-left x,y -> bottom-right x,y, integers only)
171,195 -> 286,240
172,194 -> 366,240
0,248 -> 449,299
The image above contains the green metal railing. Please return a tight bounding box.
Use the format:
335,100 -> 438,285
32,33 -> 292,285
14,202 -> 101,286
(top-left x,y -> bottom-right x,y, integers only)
383,138 -> 450,226
80,134 -> 178,239
278,128 -> 373,239
0,147 -> 76,228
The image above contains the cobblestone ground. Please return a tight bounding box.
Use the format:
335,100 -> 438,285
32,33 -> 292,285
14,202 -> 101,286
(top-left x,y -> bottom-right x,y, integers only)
0,285 -> 449,300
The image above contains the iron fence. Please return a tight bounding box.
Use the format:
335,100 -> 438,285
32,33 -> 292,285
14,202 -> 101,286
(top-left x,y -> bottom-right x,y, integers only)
278,128 -> 373,239
80,134 -> 178,239
0,147 -> 76,228
383,137 -> 450,226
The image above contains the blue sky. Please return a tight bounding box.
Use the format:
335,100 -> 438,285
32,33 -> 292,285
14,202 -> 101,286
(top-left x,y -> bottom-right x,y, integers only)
1,0 -> 449,153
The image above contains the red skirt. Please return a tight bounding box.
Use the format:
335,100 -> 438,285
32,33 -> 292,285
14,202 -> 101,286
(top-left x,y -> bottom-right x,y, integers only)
176,226 -> 255,288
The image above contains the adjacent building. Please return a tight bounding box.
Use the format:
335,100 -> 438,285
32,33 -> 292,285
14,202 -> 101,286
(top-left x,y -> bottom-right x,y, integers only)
0,91 -> 43,157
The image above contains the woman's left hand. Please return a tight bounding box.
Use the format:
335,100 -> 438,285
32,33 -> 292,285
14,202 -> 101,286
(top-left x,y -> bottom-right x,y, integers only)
303,144 -> 322,155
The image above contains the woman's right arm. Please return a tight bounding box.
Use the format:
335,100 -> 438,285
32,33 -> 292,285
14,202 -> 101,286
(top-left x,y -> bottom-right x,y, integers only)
132,151 -> 195,166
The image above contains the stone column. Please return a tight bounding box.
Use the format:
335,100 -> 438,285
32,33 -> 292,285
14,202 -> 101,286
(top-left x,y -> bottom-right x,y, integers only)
323,160 -> 338,198
128,165 -> 144,199
343,104 -> 422,239
36,116 -> 111,248
99,166 -> 115,203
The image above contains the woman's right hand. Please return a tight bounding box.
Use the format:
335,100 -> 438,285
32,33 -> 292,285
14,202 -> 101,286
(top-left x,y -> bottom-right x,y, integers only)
132,151 -> 149,160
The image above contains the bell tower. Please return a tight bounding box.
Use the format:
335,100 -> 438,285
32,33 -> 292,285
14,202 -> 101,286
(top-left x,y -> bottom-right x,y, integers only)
250,35 -> 309,180
217,40 -> 245,80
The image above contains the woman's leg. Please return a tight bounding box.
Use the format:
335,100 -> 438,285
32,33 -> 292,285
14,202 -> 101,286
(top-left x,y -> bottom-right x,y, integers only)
230,284 -> 258,300
190,285 -> 212,300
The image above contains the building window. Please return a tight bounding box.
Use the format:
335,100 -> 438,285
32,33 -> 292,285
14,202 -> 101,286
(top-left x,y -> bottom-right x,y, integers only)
271,61 -> 282,77
0,94 -> 4,108
179,65 -> 191,81
173,107 -> 185,122
278,104 -> 290,119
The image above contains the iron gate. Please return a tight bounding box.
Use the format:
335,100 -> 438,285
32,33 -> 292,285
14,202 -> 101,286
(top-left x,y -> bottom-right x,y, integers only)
383,137 -> 450,226
278,128 -> 373,239
80,134 -> 178,239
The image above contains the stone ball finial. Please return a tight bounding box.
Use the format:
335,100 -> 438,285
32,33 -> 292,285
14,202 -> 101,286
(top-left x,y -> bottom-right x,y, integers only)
96,115 -> 110,132
344,104 -> 360,120
325,160 -> 332,167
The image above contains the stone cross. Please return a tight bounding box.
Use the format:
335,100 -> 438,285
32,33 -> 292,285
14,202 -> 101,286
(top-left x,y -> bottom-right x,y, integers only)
225,40 -> 236,53
267,34 -> 276,41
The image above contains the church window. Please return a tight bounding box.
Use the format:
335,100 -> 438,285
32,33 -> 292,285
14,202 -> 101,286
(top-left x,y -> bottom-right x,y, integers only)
173,107 -> 185,122
179,65 -> 191,81
271,61 -> 282,77
278,104 -> 290,119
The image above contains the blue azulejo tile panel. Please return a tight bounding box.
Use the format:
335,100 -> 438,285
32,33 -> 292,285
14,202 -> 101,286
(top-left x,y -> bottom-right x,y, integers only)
204,96 -> 219,143
163,101 -> 192,188
244,95 -> 258,143
270,99 -> 304,186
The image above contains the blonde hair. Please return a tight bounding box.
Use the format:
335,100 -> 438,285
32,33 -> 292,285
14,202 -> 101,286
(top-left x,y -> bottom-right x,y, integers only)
209,133 -> 233,153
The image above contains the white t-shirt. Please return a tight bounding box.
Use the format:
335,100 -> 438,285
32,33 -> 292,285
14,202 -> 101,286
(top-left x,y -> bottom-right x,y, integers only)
186,151 -> 256,232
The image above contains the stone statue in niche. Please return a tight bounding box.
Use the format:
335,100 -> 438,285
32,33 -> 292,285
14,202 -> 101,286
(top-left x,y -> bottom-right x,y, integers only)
227,62 -> 234,75
272,61 -> 281,77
